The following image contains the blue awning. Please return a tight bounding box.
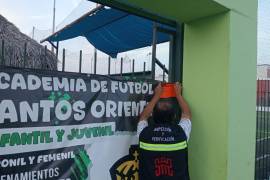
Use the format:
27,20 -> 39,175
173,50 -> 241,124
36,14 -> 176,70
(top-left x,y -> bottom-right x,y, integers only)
43,7 -> 176,58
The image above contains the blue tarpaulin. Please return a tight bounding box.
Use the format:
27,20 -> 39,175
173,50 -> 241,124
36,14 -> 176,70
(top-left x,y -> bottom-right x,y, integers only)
45,7 -> 175,58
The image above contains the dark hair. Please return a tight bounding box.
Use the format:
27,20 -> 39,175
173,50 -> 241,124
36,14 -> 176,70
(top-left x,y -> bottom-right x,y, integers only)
152,99 -> 177,124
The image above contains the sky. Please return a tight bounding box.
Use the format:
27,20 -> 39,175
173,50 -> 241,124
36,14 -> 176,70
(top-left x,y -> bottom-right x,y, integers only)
0,0 -> 169,77
257,0 -> 270,64
0,0 -> 84,34
1,0 -> 269,68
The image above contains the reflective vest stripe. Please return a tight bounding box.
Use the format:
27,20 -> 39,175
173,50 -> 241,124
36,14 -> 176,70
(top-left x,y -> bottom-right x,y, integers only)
139,141 -> 187,151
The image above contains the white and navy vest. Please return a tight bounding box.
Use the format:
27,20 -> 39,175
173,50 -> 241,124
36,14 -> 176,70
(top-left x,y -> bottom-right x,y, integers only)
139,123 -> 190,180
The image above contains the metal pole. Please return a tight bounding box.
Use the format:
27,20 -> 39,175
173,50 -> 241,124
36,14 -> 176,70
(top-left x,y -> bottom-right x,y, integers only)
258,79 -> 263,178
151,23 -> 157,80
1,39 -> 4,65
108,56 -> 111,75
51,0 -> 56,53
266,79 -> 270,176
255,80 -> 259,179
163,64 -> 165,82
120,57 -> 123,76
79,50 -> 82,73
62,48 -> 65,72
23,42 -> 27,68
43,45 -> 47,69
32,26 -> 35,39
169,35 -> 174,82
94,48 -> 97,74
132,59 -> 135,78
262,80 -> 268,179
143,62 -> 146,76
56,41 -> 59,59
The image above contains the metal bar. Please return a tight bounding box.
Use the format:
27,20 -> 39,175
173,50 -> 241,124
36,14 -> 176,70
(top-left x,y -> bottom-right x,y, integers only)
259,81 -> 263,176
163,64 -> 165,82
255,79 -> 259,180
143,62 -> 146,76
266,80 -> 270,178
108,56 -> 111,75
155,58 -> 169,74
169,35 -> 174,81
43,45 -> 47,69
264,80 -> 269,179
62,48 -> 66,72
169,24 -> 184,82
56,41 -> 59,59
32,26 -> 35,39
79,50 -> 82,73
48,41 -> 57,49
23,42 -> 27,68
151,23 -> 157,80
51,0 -> 56,53
264,80 -> 268,178
120,57 -> 123,76
156,26 -> 176,36
262,80 -> 267,178
132,59 -> 135,78
179,24 -> 185,83
1,39 -> 5,65
94,49 -> 97,74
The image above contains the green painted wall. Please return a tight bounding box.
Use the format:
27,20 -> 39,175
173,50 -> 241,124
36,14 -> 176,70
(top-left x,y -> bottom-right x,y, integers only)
183,4 -> 257,180
227,9 -> 257,179
183,13 -> 229,180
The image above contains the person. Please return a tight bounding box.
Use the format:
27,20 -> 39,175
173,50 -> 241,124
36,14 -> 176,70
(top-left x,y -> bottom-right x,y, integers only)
137,82 -> 192,180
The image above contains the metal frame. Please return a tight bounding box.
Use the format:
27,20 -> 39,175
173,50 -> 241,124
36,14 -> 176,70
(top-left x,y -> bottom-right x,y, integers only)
88,0 -> 176,27
40,0 -> 184,82
86,0 -> 184,82
151,23 -> 183,82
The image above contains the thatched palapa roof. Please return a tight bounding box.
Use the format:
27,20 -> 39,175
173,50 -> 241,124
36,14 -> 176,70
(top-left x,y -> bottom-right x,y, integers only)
0,14 -> 57,70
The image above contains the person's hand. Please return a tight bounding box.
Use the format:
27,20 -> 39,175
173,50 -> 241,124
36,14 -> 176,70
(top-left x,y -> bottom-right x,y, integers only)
174,82 -> 182,97
154,83 -> 163,98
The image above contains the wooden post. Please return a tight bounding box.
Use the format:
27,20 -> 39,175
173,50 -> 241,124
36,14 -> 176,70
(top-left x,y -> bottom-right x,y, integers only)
62,48 -> 66,72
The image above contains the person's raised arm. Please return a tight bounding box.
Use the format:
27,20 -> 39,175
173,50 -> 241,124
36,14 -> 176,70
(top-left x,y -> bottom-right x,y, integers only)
175,82 -> 192,120
139,83 -> 162,121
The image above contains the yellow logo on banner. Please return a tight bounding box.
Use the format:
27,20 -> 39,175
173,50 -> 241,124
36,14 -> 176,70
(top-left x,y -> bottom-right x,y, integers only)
110,145 -> 139,180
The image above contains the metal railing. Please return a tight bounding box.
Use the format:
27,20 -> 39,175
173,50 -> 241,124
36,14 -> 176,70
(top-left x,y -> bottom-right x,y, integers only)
0,39 -> 169,81
256,79 -> 270,180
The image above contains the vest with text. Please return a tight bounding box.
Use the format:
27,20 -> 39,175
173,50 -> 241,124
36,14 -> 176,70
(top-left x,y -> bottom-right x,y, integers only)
139,123 -> 189,180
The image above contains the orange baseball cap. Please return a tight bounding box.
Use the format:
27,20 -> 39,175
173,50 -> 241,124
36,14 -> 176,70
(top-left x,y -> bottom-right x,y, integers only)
160,83 -> 177,99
